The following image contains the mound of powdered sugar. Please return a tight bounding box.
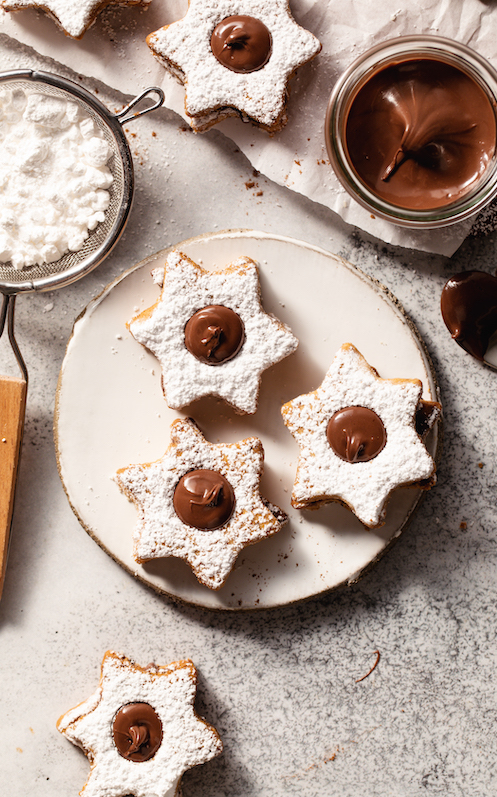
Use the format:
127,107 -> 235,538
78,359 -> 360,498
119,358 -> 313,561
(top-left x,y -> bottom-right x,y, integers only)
0,87 -> 113,269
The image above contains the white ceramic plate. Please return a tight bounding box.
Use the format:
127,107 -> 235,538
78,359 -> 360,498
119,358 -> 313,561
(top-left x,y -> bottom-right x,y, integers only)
55,230 -> 440,610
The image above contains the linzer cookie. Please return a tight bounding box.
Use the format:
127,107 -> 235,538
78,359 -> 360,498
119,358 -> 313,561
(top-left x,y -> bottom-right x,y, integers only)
146,0 -> 321,132
115,417 -> 287,589
127,249 -> 298,414
57,651 -> 222,797
0,0 -> 152,39
281,343 -> 439,528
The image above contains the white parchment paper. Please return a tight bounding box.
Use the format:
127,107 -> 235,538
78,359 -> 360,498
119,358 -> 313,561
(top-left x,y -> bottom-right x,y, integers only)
1,0 -> 497,254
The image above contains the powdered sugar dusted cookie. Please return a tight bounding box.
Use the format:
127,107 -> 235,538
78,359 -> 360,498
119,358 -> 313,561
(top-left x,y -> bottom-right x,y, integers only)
57,650 -> 222,797
115,417 -> 287,590
146,0 -> 321,132
281,343 -> 439,528
1,0 -> 152,39
127,249 -> 298,414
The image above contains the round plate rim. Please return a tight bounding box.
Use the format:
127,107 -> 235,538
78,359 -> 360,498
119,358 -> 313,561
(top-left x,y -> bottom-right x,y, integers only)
54,228 -> 442,611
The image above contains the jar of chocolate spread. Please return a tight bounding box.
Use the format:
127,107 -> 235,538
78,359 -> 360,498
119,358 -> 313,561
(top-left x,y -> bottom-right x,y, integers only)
326,36 -> 497,228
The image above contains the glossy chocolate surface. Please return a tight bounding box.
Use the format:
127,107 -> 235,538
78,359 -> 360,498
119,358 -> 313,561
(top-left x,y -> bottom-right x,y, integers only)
211,15 -> 272,73
184,305 -> 245,365
112,702 -> 162,762
345,58 -> 496,210
441,270 -> 497,360
327,406 -> 387,462
173,469 -> 235,530
415,399 -> 440,439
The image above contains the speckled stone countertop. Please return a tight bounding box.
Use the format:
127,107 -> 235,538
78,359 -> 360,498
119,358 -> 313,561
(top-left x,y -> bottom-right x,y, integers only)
1,34 -> 497,797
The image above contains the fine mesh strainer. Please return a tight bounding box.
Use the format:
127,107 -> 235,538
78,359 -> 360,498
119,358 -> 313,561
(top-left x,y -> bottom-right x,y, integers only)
0,69 -> 164,597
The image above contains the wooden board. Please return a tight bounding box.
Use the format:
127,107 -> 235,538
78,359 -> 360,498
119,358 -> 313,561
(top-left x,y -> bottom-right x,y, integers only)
0,375 -> 27,599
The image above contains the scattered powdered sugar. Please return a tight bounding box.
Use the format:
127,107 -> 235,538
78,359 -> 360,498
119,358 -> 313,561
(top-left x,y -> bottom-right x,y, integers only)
115,418 -> 287,590
57,650 -> 222,797
282,343 -> 437,528
0,87 -> 113,269
128,250 -> 298,414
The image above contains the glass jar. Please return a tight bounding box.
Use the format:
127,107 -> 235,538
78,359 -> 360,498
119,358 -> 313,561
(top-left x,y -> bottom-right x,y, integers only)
325,35 -> 497,228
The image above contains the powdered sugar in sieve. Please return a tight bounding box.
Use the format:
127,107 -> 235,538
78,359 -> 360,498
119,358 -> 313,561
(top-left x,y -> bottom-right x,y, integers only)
0,69 -> 164,292
0,69 -> 164,601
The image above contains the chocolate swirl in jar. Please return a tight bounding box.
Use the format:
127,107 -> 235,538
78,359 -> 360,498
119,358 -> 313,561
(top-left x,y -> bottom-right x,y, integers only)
184,305 -> 244,365
211,15 -> 272,73
112,703 -> 163,762
173,469 -> 235,530
345,58 -> 496,210
327,406 -> 387,463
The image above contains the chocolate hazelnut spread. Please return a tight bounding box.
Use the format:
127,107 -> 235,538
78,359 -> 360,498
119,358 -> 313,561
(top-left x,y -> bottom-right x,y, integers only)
415,400 -> 440,439
112,703 -> 162,762
326,406 -> 387,463
173,469 -> 235,530
211,15 -> 272,73
345,58 -> 497,210
184,305 -> 245,365
441,270 -> 497,360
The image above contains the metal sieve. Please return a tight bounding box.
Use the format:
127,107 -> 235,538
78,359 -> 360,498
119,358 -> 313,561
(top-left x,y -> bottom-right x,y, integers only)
0,69 -> 164,598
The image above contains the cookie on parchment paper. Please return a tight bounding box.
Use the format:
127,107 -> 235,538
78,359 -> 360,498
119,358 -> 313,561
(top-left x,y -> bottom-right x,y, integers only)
147,0 -> 321,132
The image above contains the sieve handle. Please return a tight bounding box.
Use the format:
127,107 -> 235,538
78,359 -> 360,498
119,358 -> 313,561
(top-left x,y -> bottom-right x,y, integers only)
114,87 -> 165,125
0,374 -> 26,600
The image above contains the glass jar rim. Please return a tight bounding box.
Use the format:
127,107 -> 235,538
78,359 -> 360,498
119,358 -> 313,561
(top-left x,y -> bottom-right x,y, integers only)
325,35 -> 497,229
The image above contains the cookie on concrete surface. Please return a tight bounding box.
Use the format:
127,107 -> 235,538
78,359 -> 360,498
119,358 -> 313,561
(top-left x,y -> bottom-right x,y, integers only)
281,343 -> 439,528
147,0 -> 321,132
57,650 -> 222,797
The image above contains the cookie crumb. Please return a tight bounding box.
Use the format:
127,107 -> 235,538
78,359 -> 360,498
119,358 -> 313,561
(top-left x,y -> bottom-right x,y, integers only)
355,650 -> 381,683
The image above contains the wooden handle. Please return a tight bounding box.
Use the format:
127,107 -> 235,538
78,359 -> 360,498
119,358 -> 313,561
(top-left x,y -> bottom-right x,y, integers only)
0,375 -> 27,600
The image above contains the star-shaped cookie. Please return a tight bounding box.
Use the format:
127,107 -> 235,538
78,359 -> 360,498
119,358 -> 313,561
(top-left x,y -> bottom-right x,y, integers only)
1,0 -> 152,39
115,418 -> 287,589
147,0 -> 321,131
127,249 -> 298,414
57,651 -> 222,797
281,343 -> 439,528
